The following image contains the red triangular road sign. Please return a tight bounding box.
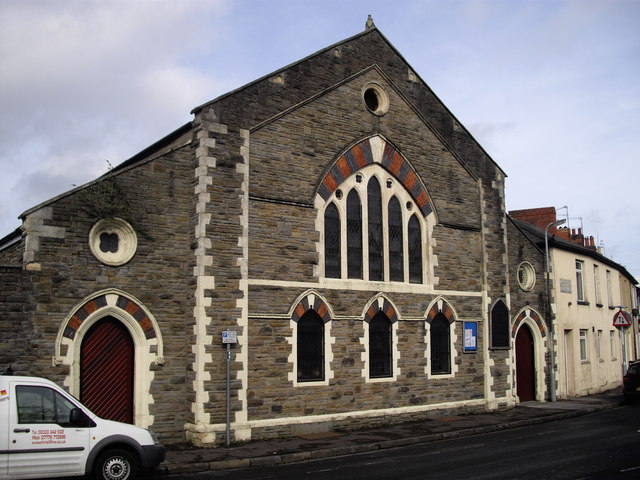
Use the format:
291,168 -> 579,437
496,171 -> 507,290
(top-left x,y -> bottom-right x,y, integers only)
613,310 -> 631,327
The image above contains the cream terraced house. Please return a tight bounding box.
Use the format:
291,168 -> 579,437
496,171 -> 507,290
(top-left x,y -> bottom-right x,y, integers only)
510,208 -> 638,399
1,19 -> 581,445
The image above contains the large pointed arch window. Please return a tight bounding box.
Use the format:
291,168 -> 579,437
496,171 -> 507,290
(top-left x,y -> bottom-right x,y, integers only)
368,177 -> 383,281
324,203 -> 341,278
321,166 -> 428,284
346,189 -> 363,279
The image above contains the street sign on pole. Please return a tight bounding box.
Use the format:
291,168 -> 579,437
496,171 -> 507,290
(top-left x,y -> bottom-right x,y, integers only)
222,330 -> 237,446
222,330 -> 237,344
613,310 -> 631,329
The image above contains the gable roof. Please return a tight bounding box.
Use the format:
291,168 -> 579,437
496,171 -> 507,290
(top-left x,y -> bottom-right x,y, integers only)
17,21 -> 505,228
191,24 -> 505,180
510,215 -> 638,285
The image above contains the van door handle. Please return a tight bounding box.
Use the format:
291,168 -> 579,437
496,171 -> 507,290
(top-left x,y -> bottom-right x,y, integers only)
13,428 -> 30,433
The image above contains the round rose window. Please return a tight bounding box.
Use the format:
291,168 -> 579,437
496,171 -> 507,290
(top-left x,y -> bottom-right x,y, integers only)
89,218 -> 137,266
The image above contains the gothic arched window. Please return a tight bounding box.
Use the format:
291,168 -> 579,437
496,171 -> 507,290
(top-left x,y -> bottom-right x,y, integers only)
491,300 -> 510,348
368,177 -> 383,281
324,203 -> 341,278
297,311 -> 324,381
388,196 -> 403,282
430,314 -> 451,374
346,189 -> 362,279
408,214 -> 422,284
321,166 -> 429,285
369,312 -> 392,378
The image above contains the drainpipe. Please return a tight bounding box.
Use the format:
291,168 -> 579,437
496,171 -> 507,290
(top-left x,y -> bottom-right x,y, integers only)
545,219 -> 565,402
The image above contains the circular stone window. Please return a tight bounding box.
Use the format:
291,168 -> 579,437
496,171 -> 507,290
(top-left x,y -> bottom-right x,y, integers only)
362,83 -> 389,116
89,218 -> 137,266
517,262 -> 536,291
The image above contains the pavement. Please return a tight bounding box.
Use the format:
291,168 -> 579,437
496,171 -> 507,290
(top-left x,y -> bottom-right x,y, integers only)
156,390 -> 624,476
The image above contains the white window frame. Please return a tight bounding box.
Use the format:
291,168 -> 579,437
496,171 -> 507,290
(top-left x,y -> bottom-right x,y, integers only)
288,318 -> 335,387
360,318 -> 400,383
575,260 -> 586,302
596,329 -> 602,360
606,270 -> 613,307
319,164 -> 431,285
593,265 -> 601,305
579,329 -> 589,362
425,318 -> 458,379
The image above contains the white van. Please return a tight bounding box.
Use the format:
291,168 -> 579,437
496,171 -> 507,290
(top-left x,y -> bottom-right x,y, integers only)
0,375 -> 165,480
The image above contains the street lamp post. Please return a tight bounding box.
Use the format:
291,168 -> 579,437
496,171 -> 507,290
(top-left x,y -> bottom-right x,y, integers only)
545,218 -> 565,402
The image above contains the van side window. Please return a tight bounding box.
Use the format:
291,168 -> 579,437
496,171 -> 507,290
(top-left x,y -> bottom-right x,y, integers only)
16,385 -> 76,425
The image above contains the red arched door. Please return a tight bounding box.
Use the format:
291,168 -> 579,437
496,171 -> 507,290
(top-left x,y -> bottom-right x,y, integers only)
516,324 -> 535,401
80,316 -> 134,423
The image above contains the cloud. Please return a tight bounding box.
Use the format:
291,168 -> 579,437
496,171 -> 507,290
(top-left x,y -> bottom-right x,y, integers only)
0,0 -> 638,282
0,0 -> 230,231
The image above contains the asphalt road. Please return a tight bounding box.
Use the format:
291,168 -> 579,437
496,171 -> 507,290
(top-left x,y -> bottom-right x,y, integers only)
164,403 -> 640,480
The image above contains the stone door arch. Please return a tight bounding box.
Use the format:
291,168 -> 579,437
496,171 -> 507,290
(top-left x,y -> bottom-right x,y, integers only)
54,289 -> 164,427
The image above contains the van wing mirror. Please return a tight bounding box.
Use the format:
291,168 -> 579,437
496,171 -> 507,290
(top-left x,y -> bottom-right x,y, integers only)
69,407 -> 95,427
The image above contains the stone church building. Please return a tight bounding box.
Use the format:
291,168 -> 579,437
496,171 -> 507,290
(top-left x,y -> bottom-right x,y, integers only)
1,20 -> 552,445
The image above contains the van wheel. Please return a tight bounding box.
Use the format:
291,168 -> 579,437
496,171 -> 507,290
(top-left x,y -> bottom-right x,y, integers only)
94,448 -> 137,480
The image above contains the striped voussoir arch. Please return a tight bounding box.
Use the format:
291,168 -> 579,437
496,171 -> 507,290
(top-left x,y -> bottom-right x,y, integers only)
512,309 -> 546,337
364,297 -> 399,324
291,294 -> 332,323
426,301 -> 455,324
63,294 -> 157,340
317,136 -> 433,217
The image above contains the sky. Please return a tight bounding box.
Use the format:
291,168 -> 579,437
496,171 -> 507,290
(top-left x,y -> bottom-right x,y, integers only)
1,0 -> 638,281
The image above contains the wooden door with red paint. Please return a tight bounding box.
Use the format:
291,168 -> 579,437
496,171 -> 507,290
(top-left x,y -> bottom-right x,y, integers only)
515,324 -> 535,402
80,316 -> 134,423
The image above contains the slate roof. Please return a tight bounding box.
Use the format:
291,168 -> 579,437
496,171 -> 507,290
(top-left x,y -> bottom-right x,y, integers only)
509,215 -> 637,285
15,22 -> 503,233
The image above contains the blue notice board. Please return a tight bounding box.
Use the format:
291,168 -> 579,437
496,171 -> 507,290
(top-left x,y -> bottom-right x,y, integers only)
463,321 -> 478,353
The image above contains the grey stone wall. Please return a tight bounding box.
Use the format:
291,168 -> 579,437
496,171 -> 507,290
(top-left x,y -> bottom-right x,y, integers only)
0,236 -> 22,264
505,219 -> 549,398
0,266 -> 39,374
3,146 -> 194,443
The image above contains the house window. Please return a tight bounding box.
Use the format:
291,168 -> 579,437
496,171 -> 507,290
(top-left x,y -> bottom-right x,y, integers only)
369,312 -> 392,378
610,330 -> 615,358
430,314 -> 451,374
596,330 -> 602,360
321,167 -> 427,284
388,196 -> 403,282
297,311 -> 324,381
579,329 -> 588,362
575,260 -> 585,302
368,177 -> 383,281
408,214 -> 422,283
606,270 -> 613,307
324,203 -> 341,278
490,300 -> 510,348
593,265 -> 601,305
346,190 -> 363,279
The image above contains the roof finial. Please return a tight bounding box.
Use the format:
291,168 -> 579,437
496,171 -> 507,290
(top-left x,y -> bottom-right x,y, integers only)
365,15 -> 375,31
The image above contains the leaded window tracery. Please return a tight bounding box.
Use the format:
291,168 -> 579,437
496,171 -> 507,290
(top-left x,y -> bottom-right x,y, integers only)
321,167 -> 427,284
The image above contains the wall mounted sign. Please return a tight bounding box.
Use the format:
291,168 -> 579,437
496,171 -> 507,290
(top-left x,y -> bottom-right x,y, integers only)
463,321 -> 478,353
